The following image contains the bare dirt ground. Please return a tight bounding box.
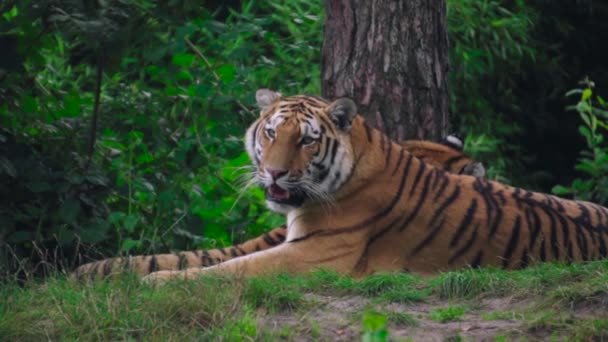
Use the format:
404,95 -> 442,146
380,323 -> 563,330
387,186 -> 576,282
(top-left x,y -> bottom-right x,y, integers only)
257,293 -> 608,341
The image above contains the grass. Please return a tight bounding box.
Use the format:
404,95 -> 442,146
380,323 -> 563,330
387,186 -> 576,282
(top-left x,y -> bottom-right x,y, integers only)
1,260 -> 607,340
429,304 -> 467,322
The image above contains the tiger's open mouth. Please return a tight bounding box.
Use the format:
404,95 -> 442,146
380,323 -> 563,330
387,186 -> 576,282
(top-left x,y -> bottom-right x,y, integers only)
265,184 -> 305,206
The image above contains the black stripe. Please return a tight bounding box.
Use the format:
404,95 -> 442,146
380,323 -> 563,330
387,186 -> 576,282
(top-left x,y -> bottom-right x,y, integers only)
380,132 -> 387,152
599,231 -> 608,258
319,136 -> 331,161
557,214 -> 571,261
328,170 -> 343,191
251,121 -> 261,165
236,245 -> 247,255
540,237 -> 547,262
391,149 -> 405,177
450,199 -> 478,247
329,139 -> 340,164
411,217 -> 446,256
427,186 -> 461,230
274,232 -> 286,242
430,168 -> 443,190
547,210 -> 560,260
526,208 -> 542,251
355,216 -> 403,272
201,251 -> 211,266
512,188 -> 523,209
470,250 -> 483,268
92,262 -> 103,280
399,170 -> 434,232
408,161 -> 427,198
449,224 -> 479,264
520,248 -> 530,268
410,186 -> 460,256
577,227 -> 589,261
473,180 -> 502,240
103,259 -> 113,278
317,114 -> 336,135
363,121 -> 373,142
178,253 -> 188,270
219,248 -> 228,256
402,153 -> 414,179
501,216 -> 521,269
433,173 -> 450,201
385,140 -> 392,167
263,233 -> 279,246
148,256 -> 159,273
230,248 -> 239,258
444,155 -> 466,171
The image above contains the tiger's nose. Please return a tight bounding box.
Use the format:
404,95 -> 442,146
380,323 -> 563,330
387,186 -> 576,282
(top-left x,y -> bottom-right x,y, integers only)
267,168 -> 288,180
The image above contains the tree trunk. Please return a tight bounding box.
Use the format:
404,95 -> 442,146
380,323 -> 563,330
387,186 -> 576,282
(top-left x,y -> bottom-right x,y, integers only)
321,0 -> 449,141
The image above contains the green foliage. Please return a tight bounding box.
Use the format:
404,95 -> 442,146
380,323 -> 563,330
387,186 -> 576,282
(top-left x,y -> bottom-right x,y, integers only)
386,311 -> 418,327
448,0 -> 539,182
429,304 -> 467,323
0,0 -> 322,275
552,80 -> 608,204
361,310 -> 389,342
244,273 -> 305,312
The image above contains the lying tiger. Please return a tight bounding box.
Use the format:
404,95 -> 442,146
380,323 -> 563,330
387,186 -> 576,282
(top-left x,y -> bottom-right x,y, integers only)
74,89 -> 607,282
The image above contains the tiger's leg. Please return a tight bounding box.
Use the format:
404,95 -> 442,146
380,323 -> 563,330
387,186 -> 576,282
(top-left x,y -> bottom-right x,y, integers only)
72,226 -> 287,280
143,235 -> 364,283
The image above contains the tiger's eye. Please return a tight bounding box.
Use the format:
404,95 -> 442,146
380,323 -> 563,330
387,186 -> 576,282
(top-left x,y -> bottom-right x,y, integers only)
301,136 -> 315,145
266,128 -> 276,139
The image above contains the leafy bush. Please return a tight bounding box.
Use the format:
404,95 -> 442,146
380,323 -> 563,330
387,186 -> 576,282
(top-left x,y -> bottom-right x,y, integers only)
0,0 -> 322,277
552,79 -> 608,204
448,0 -> 538,183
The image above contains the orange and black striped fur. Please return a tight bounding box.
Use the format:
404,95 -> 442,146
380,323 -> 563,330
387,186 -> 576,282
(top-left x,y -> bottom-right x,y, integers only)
73,125 -> 481,279
77,89 -> 608,283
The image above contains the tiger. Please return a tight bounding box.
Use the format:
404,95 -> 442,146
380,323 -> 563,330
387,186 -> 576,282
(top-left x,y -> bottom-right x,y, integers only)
76,89 -> 608,284
73,111 -> 483,280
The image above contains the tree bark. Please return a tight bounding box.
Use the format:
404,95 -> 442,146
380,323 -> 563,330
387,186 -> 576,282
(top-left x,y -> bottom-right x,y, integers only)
321,0 -> 449,141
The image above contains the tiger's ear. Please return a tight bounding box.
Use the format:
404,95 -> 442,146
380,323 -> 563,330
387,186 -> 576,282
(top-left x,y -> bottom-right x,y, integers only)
327,98 -> 357,132
256,89 -> 282,113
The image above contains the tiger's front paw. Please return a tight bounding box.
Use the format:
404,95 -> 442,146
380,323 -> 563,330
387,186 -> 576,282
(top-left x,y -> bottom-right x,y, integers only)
142,270 -> 183,285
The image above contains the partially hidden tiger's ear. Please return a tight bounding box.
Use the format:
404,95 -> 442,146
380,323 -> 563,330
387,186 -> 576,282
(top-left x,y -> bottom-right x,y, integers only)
327,98 -> 357,132
256,89 -> 282,113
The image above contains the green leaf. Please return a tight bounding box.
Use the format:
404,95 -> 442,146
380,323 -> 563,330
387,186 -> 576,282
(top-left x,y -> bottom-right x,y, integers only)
123,215 -> 139,233
57,226 -> 75,245
362,311 -> 389,342
2,6 -> 18,21
578,125 -> 591,141
62,93 -> 82,117
8,231 -> 33,244
121,238 -> 141,252
551,185 -> 572,196
58,199 -> 81,224
582,88 -> 592,101
26,181 -> 52,193
21,96 -> 38,114
108,211 -> 126,224
172,53 -> 195,67
216,64 -> 237,83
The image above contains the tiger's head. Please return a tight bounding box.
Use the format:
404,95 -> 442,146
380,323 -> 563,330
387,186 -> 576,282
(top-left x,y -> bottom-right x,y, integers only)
245,89 -> 357,214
